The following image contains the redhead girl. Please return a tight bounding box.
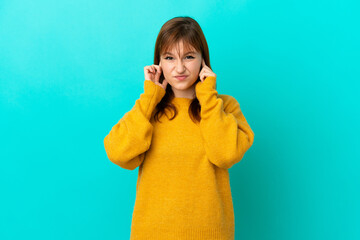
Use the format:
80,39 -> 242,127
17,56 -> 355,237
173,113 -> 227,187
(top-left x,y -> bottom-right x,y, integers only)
104,16 -> 255,240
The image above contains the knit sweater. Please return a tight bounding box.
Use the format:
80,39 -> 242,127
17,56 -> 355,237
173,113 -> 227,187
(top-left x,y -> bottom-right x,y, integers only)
104,76 -> 255,240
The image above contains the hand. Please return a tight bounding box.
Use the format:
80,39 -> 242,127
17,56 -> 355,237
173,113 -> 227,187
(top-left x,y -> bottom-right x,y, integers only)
199,59 -> 217,82
144,63 -> 168,90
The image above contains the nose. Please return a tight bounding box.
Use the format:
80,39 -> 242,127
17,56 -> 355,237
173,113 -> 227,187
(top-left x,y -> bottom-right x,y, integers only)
175,60 -> 185,73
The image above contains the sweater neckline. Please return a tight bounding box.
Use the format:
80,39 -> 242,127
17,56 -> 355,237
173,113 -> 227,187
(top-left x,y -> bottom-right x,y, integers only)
171,97 -> 193,104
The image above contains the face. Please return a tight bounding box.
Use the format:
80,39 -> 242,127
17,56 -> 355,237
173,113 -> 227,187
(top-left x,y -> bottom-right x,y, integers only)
159,40 -> 202,99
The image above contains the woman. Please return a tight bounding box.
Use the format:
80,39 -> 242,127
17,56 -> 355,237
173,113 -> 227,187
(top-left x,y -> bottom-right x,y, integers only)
104,16 -> 255,240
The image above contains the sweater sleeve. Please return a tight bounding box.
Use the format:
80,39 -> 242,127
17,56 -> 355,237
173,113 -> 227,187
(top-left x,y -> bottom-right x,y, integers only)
104,80 -> 166,170
195,76 -> 255,169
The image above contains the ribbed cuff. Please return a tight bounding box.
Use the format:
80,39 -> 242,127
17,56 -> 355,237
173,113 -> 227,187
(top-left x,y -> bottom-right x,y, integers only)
195,76 -> 217,91
140,80 -> 166,119
195,76 -> 219,117
195,76 -> 217,101
144,80 -> 166,103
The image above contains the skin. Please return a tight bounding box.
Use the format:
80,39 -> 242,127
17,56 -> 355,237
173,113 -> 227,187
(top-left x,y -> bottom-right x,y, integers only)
144,40 -> 217,98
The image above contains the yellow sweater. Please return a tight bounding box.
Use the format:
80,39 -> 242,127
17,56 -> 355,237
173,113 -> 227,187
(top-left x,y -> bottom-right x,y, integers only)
104,76 -> 255,240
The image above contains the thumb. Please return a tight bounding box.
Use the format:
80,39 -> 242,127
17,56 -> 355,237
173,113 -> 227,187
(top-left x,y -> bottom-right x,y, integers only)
155,66 -> 161,81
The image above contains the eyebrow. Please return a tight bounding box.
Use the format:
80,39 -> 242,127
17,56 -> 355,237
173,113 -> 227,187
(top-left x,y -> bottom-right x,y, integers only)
163,51 -> 197,56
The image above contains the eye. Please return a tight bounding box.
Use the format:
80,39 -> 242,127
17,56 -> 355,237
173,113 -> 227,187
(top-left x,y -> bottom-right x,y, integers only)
164,55 -> 194,60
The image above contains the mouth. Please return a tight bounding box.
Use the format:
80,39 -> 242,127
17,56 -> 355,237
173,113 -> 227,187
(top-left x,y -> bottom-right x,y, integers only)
175,75 -> 188,80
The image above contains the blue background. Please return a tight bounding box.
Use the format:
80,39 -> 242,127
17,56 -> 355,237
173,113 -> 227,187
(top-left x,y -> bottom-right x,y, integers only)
1,0 -> 359,239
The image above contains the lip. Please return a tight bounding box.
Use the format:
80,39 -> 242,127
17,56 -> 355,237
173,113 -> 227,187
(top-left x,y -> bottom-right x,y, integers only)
175,75 -> 188,80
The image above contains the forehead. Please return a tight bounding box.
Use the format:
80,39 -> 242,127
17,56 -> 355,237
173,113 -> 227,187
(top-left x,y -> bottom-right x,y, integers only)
162,40 -> 199,55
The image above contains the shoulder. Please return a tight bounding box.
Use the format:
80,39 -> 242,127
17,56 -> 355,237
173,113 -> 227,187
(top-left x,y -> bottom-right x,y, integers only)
218,94 -> 241,114
218,94 -> 240,107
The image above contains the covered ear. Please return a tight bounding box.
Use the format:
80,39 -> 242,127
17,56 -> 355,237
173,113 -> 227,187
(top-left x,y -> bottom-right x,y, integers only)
159,61 -> 162,67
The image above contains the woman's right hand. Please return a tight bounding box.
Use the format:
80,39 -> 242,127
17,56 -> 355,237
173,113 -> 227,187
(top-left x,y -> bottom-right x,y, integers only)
144,64 -> 168,90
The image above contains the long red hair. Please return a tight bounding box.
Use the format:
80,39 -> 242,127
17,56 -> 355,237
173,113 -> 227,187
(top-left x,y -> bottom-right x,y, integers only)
152,16 -> 213,124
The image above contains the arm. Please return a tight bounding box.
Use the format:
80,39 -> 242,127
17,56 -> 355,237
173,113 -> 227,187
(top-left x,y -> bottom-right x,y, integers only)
195,76 -> 255,169
104,80 -> 166,170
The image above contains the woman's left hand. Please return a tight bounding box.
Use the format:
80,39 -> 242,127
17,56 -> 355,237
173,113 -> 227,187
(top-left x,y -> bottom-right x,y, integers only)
199,59 -> 217,82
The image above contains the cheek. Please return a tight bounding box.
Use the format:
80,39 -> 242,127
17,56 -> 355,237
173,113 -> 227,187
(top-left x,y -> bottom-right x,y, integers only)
161,65 -> 172,78
190,62 -> 201,72
161,66 -> 169,75
161,64 -> 171,73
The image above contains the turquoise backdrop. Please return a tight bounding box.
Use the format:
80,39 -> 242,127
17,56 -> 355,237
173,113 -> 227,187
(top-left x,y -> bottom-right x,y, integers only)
1,0 -> 359,239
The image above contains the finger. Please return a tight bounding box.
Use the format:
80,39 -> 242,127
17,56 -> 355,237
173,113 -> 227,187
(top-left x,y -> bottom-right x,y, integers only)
154,67 -> 161,83
154,65 -> 161,75
202,74 -> 207,82
154,65 -> 161,73
199,68 -> 205,81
